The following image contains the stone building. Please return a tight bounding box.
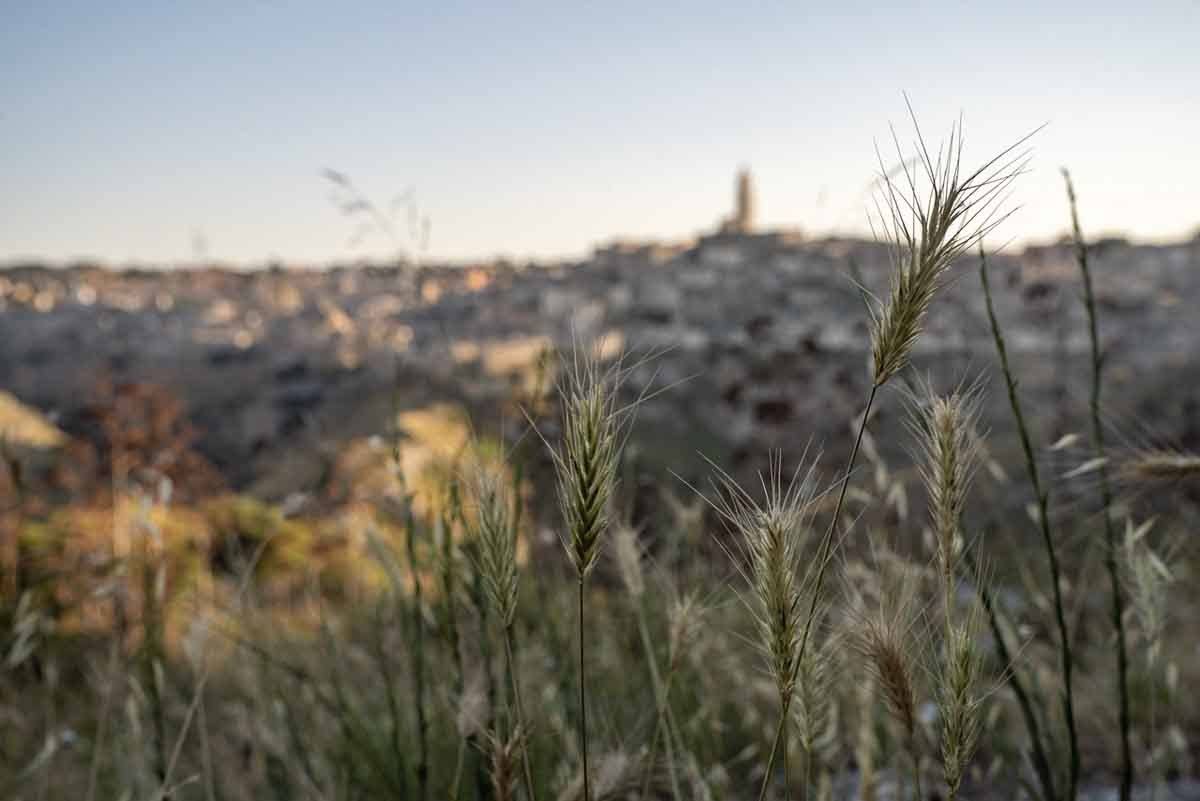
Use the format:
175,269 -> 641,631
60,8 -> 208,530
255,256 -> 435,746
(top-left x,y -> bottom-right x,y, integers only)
719,168 -> 757,234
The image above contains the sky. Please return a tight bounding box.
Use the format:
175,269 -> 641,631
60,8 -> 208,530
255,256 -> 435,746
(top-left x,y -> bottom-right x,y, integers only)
1,1 -> 1198,266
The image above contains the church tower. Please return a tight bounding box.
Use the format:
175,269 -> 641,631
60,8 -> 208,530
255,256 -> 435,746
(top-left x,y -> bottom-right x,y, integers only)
732,168 -> 756,233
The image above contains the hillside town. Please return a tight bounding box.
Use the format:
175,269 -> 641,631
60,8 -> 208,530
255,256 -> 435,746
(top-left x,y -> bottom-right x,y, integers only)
2,173 -> 1198,501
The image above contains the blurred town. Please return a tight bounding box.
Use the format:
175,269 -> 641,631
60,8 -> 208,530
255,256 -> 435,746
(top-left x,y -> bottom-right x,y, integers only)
4,173 -> 1198,502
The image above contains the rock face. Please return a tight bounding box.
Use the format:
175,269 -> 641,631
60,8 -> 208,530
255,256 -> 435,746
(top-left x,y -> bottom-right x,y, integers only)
2,234 -> 1199,497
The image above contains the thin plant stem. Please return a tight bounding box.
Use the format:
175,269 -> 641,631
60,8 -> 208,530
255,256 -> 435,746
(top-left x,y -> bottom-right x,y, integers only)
449,737 -> 467,801
1148,652 -> 1159,801
405,510 -> 430,801
578,576 -> 591,801
504,628 -> 538,801
909,739 -> 923,801
757,383 -> 880,801
639,665 -> 683,801
197,692 -> 216,801
84,641 -> 121,801
801,745 -> 812,801
471,551 -> 498,801
980,253 -> 1079,801
1063,168 -> 1132,801
441,503 -> 473,801
782,709 -> 790,801
759,710 -> 790,801
371,597 -> 405,791
963,550 -> 1057,801
634,599 -> 682,801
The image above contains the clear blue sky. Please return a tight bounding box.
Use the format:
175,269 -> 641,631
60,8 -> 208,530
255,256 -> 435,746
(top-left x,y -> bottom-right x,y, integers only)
1,1 -> 1197,266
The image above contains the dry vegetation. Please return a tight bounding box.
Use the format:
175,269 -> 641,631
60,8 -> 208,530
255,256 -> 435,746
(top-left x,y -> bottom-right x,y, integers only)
1,114 -> 1197,801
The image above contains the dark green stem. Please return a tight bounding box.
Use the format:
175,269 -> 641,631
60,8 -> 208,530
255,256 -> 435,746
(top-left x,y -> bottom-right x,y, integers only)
504,628 -> 538,801
472,559 -> 497,801
964,550 -> 1057,801
758,706 -> 791,801
981,253 -> 1078,801
1064,169 -> 1131,801
405,510 -> 430,801
578,577 -> 591,801
798,383 -> 879,665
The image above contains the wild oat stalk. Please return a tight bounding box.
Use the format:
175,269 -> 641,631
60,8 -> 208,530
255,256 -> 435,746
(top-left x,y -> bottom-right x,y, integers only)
1119,449 -> 1200,485
910,381 -> 986,800
481,724 -> 526,801
868,107 -> 1033,388
549,346 -> 628,801
908,380 -> 983,608
938,609 -> 985,801
980,252 -> 1079,801
473,466 -> 520,630
854,576 -> 922,801
1063,168 -> 1130,801
791,609 -> 838,801
470,463 -> 537,801
1124,518 -> 1172,801
789,109 -> 1029,801
710,453 -> 820,801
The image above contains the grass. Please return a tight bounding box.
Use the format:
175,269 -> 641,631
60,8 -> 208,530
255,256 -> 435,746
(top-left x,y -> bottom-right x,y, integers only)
2,111 -> 1198,801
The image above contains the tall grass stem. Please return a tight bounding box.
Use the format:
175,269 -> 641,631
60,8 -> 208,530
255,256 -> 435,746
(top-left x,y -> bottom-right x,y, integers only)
980,253 -> 1079,801
1063,168 -> 1132,801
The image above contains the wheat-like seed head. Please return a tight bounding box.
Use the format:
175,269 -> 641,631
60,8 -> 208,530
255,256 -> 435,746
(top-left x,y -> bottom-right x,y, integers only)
908,380 -> 984,589
1119,449 -> 1200,485
792,606 -> 840,763
869,110 -> 1032,387
710,453 -> 821,705
470,464 -> 520,626
1123,518 -> 1172,667
552,346 -> 625,579
861,621 -> 917,742
667,590 -> 706,672
481,723 -> 526,801
851,569 -> 922,744
938,608 -> 985,799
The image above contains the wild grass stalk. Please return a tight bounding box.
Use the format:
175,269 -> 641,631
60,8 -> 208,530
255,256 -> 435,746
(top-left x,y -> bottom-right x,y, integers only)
612,523 -> 684,801
404,505 -> 431,801
962,548 -> 1057,801
909,381 -> 986,801
980,252 -> 1079,801
1119,450 -> 1200,484
464,534 -> 500,799
791,608 -> 837,801
1124,519 -> 1172,801
1063,168 -> 1132,801
471,462 -> 537,801
853,575 -> 922,801
548,345 -> 627,801
437,490 -> 475,801
783,109 -> 1028,801
709,453 -> 819,801
937,606 -> 984,801
482,724 -> 526,801
908,381 -> 983,611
